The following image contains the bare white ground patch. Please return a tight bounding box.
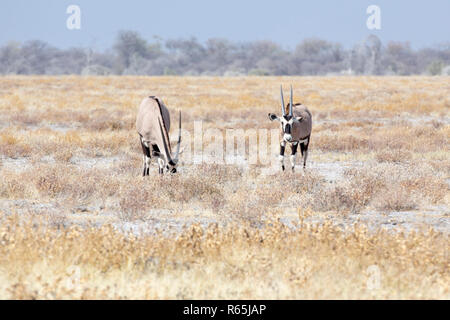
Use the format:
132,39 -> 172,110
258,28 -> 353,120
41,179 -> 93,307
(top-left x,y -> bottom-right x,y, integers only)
308,161 -> 364,182
280,207 -> 449,234
315,114 -> 450,127
45,123 -> 81,132
114,213 -> 225,237
0,157 -> 31,172
69,155 -> 125,168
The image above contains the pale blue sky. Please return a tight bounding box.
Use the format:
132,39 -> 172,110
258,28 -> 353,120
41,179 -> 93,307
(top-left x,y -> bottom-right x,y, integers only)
1,0 -> 449,50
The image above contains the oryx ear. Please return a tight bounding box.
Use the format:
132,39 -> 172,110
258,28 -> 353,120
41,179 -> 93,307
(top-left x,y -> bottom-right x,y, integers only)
268,113 -> 279,121
295,116 -> 303,122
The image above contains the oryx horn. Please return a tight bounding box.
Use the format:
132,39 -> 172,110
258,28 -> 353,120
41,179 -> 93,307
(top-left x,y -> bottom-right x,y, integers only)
280,85 -> 286,116
157,119 -> 175,165
289,85 -> 293,117
173,110 -> 182,163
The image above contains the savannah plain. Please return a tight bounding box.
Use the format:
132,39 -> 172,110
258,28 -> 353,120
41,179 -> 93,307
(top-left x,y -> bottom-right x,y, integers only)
0,76 -> 448,299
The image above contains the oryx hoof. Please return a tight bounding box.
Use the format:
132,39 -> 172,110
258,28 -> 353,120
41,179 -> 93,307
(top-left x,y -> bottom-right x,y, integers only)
291,167 -> 295,172
281,165 -> 285,171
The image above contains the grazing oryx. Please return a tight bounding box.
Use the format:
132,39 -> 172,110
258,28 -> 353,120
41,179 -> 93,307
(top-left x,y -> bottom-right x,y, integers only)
268,86 -> 312,171
136,96 -> 181,175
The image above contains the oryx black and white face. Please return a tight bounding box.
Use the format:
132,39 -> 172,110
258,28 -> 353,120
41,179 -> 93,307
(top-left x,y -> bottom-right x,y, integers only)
268,113 -> 303,142
165,162 -> 178,173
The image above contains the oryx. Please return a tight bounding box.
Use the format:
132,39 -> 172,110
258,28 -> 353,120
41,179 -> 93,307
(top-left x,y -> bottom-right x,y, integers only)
136,96 -> 181,175
268,86 -> 312,171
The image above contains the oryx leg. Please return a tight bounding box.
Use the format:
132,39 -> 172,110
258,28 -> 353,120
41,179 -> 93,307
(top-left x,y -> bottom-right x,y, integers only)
140,137 -> 151,176
300,137 -> 310,169
151,144 -> 163,174
279,141 -> 286,171
157,158 -> 165,175
290,142 -> 298,172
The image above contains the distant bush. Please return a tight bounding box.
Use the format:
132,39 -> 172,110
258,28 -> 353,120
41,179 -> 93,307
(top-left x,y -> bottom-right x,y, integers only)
441,65 -> 450,75
1,32 -> 449,76
81,64 -> 112,76
427,60 -> 446,75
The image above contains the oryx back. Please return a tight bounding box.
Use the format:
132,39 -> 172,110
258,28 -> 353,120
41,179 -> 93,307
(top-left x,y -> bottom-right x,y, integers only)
136,96 -> 171,155
291,104 -> 312,141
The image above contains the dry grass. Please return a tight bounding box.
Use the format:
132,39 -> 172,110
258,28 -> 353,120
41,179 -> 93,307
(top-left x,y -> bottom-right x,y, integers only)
0,76 -> 448,299
0,213 -> 448,299
375,149 -> 413,163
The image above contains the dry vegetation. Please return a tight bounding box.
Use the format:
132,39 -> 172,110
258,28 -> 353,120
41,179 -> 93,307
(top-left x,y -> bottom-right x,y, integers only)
0,213 -> 448,299
0,76 -> 449,299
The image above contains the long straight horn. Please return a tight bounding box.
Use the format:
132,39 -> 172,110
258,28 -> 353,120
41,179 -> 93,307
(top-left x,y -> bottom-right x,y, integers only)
280,85 -> 286,116
173,110 -> 182,163
157,119 -> 175,165
289,85 -> 293,117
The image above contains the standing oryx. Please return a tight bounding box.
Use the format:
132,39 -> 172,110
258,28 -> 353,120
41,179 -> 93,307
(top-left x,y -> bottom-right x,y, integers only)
136,96 -> 182,175
268,86 -> 312,171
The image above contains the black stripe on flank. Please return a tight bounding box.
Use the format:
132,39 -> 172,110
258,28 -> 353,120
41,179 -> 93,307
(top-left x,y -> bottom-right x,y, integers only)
140,139 -> 150,158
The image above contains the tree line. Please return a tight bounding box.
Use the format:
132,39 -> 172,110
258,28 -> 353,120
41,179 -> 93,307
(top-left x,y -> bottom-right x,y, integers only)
1,31 -> 449,76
